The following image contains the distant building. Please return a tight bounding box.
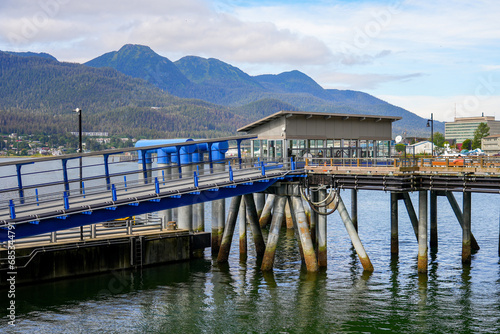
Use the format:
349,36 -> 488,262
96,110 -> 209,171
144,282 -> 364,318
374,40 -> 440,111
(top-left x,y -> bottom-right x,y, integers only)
406,141 -> 436,155
445,116 -> 500,144
481,134 -> 500,155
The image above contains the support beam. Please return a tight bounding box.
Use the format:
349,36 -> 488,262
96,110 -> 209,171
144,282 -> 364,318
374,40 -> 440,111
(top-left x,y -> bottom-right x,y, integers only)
217,196 -> 242,263
430,190 -> 438,250
462,192 -> 472,265
259,194 -> 275,228
243,194 -> 266,257
309,191 -> 318,246
445,192 -> 480,251
418,191 -> 428,274
261,195 -> 287,271
211,164 -> 226,254
337,194 -> 374,272
289,196 -> 318,272
390,192 -> 399,257
317,189 -> 327,267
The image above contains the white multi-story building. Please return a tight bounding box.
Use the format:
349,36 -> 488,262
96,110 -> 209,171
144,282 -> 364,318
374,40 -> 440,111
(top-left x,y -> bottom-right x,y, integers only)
482,134 -> 500,155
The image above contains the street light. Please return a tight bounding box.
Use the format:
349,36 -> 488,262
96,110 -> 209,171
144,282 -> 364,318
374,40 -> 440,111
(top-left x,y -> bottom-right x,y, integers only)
73,108 -> 83,241
426,113 -> 434,157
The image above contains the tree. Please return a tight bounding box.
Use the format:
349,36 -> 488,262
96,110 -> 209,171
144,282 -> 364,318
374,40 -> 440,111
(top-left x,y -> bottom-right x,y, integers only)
432,132 -> 445,147
395,143 -> 406,154
462,139 -> 472,151
472,122 -> 490,149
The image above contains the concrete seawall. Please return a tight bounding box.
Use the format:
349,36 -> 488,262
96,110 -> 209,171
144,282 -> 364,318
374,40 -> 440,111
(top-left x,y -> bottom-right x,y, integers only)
0,230 -> 210,286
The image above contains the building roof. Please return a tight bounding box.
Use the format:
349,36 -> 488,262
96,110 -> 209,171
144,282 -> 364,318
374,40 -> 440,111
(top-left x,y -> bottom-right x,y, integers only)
237,110 -> 402,133
484,134 -> 500,139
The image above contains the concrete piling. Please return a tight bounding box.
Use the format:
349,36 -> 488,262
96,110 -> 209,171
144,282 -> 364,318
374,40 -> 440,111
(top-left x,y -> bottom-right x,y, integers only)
418,191 -> 428,274
288,196 -> 305,264
261,195 -> 287,271
243,194 -> 266,257
290,196 -> 318,272
317,189 -> 327,268
337,194 -> 374,272
259,194 -> 275,228
217,195 -> 242,263
309,191 -> 318,246
391,192 -> 399,257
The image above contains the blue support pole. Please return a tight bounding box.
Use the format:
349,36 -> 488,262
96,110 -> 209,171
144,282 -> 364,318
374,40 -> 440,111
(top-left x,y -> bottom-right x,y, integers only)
63,191 -> 69,210
35,189 -> 39,206
112,184 -> 117,201
9,200 -> 16,219
103,153 -> 111,190
155,177 -> 160,194
124,176 -> 128,191
261,161 -> 265,176
140,150 -> 149,184
229,164 -> 234,181
82,181 -> 86,198
15,162 -> 34,204
237,139 -> 243,168
62,159 -> 70,193
194,171 -> 199,188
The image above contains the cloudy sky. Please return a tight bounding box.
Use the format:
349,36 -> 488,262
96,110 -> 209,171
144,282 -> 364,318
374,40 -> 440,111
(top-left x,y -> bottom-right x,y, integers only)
1,0 -> 499,122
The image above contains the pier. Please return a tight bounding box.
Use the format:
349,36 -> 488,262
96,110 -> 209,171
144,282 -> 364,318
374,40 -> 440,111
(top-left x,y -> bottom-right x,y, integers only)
1,113 -> 500,285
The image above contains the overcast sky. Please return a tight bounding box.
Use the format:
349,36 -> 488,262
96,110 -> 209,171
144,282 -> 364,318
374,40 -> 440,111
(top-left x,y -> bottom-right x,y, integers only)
1,0 -> 499,122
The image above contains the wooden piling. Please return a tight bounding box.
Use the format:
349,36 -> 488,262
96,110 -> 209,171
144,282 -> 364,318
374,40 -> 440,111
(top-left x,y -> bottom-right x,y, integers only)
261,195 -> 287,271
402,192 -> 419,240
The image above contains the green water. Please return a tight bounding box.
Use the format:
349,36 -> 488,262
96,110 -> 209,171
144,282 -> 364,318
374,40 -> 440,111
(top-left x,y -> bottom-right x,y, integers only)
1,191 -> 500,333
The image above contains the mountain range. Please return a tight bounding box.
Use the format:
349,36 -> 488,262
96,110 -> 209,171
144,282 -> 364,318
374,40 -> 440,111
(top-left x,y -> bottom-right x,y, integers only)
0,44 -> 443,139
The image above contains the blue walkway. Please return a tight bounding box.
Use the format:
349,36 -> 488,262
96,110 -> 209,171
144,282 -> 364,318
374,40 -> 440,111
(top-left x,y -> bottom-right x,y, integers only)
0,136 -> 304,241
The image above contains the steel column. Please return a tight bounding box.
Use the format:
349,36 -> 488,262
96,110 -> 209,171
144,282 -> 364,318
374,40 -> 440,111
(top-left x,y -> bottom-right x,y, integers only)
259,193 -> 275,228
217,195 -> 242,263
430,190 -> 438,250
239,198 -> 247,261
445,191 -> 480,251
317,189 -> 327,267
177,165 -> 193,231
351,189 -> 358,232
243,194 -> 266,257
462,191 -> 472,265
337,194 -> 374,272
391,192 -> 399,256
418,191 -> 428,274
254,193 -> 266,218
261,195 -> 287,271
290,196 -> 318,272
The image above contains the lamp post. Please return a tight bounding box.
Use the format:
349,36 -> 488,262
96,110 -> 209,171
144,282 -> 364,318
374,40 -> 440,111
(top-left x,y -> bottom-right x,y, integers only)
73,108 -> 83,241
427,113 -> 434,157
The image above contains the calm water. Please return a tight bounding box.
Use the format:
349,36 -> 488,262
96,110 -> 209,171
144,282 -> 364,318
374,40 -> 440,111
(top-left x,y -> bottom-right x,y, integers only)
1,158 -> 500,333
